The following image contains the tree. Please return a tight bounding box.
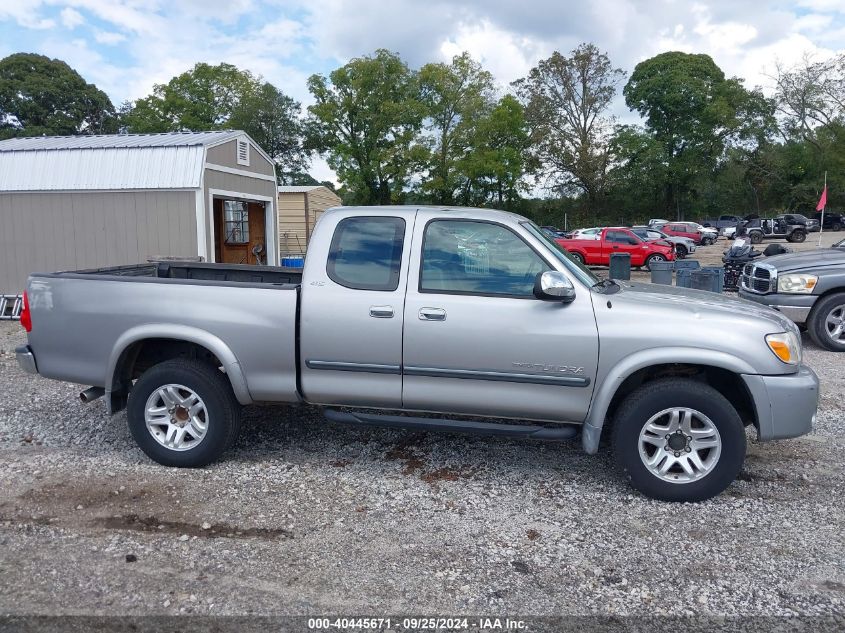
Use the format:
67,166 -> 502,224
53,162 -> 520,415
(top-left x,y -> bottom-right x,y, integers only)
514,44 -> 625,209
121,62 -> 261,132
773,53 -> 845,145
306,49 -> 424,205
0,53 -> 116,139
623,51 -> 774,217
417,53 -> 496,204
229,82 -> 309,180
457,95 -> 533,209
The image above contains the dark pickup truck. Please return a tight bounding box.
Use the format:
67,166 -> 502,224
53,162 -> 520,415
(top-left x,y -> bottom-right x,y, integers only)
739,238 -> 845,351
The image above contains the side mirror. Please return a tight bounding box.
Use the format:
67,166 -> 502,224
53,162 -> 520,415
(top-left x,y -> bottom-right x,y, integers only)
534,271 -> 576,303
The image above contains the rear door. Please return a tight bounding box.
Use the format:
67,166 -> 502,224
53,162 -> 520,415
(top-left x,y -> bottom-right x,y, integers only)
605,229 -> 641,264
401,212 -> 599,423
299,209 -> 414,408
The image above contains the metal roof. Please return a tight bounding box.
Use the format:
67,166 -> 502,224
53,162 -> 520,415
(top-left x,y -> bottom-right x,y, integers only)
278,185 -> 322,193
0,131 -> 266,191
0,130 -> 244,152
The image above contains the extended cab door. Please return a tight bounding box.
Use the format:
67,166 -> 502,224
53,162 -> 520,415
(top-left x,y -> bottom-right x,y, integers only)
401,211 -> 599,423
299,209 -> 415,407
604,229 -> 642,265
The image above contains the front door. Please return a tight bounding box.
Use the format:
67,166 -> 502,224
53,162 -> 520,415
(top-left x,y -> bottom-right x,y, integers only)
213,199 -> 267,264
605,229 -> 641,265
299,211 -> 413,408
402,214 -> 599,423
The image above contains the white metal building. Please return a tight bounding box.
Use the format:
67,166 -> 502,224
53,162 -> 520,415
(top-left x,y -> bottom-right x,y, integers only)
0,131 -> 279,293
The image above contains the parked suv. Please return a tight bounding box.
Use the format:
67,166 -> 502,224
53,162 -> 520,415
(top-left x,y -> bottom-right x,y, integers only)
780,214 -> 820,233
813,212 -> 843,232
630,226 -> 696,259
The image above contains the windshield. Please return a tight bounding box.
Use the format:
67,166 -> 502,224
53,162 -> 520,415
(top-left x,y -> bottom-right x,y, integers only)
521,221 -> 599,286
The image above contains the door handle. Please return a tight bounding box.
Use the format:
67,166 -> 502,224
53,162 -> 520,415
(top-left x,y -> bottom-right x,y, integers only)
369,305 -> 394,318
419,307 -> 446,321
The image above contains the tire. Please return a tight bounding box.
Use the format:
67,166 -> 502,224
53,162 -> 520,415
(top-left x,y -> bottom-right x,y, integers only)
787,230 -> 806,243
569,252 -> 585,265
749,231 -> 763,244
644,254 -> 666,271
832,222 -> 842,232
701,236 -> 714,246
611,378 -> 746,502
807,292 -> 845,352
675,245 -> 688,259
127,359 -> 241,467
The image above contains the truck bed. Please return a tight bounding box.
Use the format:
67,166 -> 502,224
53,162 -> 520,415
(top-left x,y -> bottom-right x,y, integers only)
68,261 -> 303,286
26,260 -> 301,404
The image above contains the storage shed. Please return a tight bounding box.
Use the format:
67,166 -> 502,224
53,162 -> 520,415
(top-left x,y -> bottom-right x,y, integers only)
277,185 -> 342,255
0,130 -> 279,293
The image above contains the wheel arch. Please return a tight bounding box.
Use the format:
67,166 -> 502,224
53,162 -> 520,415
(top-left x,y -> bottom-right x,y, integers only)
105,325 -> 252,413
582,348 -> 757,454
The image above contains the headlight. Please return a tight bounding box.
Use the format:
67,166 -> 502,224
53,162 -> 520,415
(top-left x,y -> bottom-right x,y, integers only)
777,273 -> 817,293
765,331 -> 802,365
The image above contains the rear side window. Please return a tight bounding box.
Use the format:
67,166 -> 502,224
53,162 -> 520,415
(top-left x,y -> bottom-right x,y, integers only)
327,217 -> 405,291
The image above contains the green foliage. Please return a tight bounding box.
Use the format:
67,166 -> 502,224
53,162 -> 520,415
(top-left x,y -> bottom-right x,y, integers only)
514,44 -> 625,208
122,62 -> 260,132
0,53 -> 116,139
417,52 -> 496,204
306,49 -> 425,205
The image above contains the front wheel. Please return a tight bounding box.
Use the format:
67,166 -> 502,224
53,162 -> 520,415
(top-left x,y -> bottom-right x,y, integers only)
127,359 -> 242,467
675,245 -> 688,259
808,292 -> 845,352
611,378 -> 746,502
832,222 -> 842,232
787,230 -> 806,243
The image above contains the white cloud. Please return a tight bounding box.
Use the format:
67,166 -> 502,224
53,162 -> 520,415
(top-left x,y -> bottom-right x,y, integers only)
0,0 -> 55,29
60,7 -> 85,29
93,30 -> 126,45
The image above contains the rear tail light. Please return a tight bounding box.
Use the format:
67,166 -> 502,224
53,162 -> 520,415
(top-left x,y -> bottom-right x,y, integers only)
20,291 -> 31,333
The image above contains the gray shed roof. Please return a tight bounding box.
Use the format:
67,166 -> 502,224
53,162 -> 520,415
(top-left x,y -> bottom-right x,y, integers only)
278,185 -> 322,193
0,130 -> 244,152
0,131 -> 269,191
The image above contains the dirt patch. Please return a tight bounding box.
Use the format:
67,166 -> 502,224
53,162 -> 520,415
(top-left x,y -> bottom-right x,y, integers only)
419,465 -> 479,484
385,433 -> 427,475
94,514 -> 293,540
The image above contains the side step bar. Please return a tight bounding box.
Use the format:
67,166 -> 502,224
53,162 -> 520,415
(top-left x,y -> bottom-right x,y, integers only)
323,409 -> 578,440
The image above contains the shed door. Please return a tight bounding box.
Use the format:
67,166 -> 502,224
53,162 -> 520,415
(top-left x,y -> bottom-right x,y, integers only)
214,199 -> 267,265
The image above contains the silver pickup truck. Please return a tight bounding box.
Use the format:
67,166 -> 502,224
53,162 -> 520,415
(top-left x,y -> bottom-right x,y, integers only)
16,205 -> 819,502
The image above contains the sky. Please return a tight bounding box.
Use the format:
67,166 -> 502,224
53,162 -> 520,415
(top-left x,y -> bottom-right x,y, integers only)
1,0 -> 844,183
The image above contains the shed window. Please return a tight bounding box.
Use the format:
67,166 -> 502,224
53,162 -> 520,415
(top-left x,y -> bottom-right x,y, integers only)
236,138 -> 250,166
223,201 -> 249,244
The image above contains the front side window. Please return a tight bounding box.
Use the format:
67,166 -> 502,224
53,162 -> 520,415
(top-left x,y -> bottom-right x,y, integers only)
420,220 -> 547,297
223,201 -> 249,244
327,216 -> 405,291
607,230 -> 638,245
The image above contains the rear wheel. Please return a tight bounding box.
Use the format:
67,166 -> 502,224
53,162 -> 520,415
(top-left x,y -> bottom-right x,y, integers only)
644,254 -> 667,271
569,252 -> 585,265
611,378 -> 746,502
832,222 -> 842,232
749,231 -> 763,244
675,245 -> 688,259
787,230 -> 806,243
808,293 -> 845,352
127,359 -> 241,467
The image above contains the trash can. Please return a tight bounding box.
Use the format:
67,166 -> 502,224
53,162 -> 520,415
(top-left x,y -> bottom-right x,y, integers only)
676,268 -> 693,288
609,252 -> 631,280
691,269 -> 721,293
674,260 -> 701,271
650,261 -> 674,285
701,266 -> 725,293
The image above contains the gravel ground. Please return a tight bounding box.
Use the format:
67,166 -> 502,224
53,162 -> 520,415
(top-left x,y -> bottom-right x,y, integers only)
1,236 -> 844,619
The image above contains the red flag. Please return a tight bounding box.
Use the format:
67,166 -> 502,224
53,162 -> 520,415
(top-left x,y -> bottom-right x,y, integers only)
816,186 -> 827,211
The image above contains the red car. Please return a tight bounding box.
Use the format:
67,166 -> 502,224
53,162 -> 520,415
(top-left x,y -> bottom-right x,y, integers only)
556,227 -> 675,269
657,222 -> 705,245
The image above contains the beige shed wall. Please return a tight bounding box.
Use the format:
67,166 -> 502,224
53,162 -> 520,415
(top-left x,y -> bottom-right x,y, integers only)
205,139 -> 275,177
278,187 -> 341,255
0,190 -> 197,293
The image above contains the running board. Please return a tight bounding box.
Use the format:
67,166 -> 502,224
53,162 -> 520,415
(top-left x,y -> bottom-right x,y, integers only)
323,409 -> 578,440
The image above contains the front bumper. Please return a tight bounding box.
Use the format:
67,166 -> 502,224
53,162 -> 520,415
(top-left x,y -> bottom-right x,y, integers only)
15,345 -> 37,374
739,289 -> 817,324
742,365 -> 819,441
